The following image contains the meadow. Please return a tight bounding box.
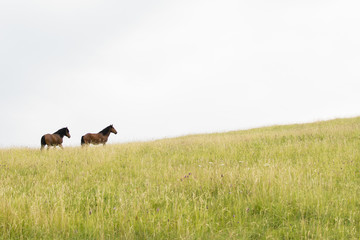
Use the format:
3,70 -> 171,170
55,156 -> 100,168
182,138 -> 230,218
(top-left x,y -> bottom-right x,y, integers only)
1,117 -> 360,239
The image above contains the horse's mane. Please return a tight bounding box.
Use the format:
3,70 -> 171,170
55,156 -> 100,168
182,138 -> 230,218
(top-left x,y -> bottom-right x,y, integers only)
99,125 -> 112,135
54,128 -> 68,137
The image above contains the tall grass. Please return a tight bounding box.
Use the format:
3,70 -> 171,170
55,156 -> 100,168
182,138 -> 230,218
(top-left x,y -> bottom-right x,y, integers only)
1,117 -> 360,239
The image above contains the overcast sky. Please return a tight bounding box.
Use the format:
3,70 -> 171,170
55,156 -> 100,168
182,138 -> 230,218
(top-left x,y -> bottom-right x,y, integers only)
1,0 -> 360,148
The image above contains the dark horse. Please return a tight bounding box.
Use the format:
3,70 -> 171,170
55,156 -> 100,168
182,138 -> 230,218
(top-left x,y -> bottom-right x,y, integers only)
41,127 -> 71,150
81,125 -> 117,146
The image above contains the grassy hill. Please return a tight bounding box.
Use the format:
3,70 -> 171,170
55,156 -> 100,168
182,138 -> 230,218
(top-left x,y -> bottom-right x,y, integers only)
1,117 -> 360,239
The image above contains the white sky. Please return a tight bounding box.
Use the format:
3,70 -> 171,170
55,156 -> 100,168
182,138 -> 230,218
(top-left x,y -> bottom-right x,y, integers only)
1,0 -> 360,148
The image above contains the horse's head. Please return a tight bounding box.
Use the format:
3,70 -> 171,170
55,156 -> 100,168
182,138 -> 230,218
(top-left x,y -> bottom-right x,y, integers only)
110,124 -> 117,135
65,127 -> 71,138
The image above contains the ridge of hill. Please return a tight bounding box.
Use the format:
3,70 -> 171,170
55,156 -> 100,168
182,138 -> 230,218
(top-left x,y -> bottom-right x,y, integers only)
1,117 -> 360,239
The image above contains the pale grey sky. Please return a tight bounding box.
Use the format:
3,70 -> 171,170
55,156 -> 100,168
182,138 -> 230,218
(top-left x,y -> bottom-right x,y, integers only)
1,0 -> 360,148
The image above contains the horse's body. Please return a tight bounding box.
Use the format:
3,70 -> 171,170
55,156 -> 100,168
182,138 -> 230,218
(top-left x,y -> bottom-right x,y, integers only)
81,125 -> 117,146
41,127 -> 71,150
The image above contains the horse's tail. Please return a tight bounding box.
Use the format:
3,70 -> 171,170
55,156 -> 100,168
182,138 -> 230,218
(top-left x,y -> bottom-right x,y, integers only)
81,136 -> 85,145
41,135 -> 46,150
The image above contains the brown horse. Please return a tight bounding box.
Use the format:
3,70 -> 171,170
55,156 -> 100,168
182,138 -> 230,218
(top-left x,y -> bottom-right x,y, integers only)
81,125 -> 117,146
41,127 -> 71,150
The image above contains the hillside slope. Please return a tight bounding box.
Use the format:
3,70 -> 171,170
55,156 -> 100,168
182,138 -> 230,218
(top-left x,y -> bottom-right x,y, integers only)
1,117 -> 360,239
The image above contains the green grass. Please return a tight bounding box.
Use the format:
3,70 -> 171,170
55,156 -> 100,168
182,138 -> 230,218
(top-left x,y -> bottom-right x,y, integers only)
1,117 -> 360,239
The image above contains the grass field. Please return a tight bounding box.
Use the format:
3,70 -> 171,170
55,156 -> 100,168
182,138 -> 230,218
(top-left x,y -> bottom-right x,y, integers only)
1,117 -> 360,239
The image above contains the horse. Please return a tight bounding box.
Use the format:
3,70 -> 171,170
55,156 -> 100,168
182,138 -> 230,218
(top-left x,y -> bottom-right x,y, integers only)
81,124 -> 117,146
41,127 -> 71,150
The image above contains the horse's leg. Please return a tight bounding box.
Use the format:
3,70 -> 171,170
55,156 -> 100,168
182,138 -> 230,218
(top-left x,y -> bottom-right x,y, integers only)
41,145 -> 45,151
59,144 -> 64,149
47,145 -> 50,150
